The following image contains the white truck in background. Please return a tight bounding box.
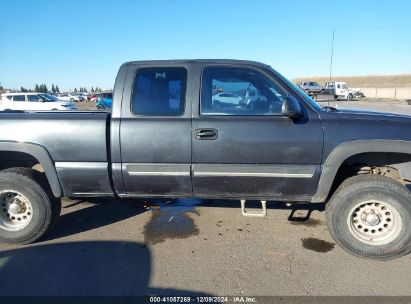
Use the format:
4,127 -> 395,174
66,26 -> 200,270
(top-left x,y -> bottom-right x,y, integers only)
325,81 -> 355,101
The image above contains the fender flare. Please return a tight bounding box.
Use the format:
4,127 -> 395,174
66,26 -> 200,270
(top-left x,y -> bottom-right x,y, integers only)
0,141 -> 63,197
311,140 -> 411,203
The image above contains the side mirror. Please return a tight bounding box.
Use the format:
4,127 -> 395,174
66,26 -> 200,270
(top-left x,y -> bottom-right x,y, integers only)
281,96 -> 302,119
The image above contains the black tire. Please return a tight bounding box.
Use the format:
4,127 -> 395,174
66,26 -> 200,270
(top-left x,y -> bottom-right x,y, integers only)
347,94 -> 353,101
326,174 -> 411,260
0,168 -> 61,244
97,105 -> 105,111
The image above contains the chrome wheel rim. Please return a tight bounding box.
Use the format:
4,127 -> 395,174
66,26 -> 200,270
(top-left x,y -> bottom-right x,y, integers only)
0,190 -> 33,231
347,200 -> 402,245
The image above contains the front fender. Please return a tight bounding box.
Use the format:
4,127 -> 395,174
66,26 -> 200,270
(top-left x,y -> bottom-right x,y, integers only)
311,140 -> 411,203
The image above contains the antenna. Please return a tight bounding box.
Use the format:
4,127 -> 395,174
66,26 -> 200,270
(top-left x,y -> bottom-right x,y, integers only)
329,27 -> 335,81
328,27 -> 335,107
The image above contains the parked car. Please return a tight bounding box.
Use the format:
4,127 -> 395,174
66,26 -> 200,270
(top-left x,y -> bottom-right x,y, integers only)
57,93 -> 82,102
96,93 -> 112,110
79,93 -> 90,102
0,59 -> 410,261
212,92 -> 243,107
0,92 -> 77,111
88,94 -> 97,101
298,81 -> 324,93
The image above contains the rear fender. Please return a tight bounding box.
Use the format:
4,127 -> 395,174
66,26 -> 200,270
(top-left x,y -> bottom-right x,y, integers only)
0,141 -> 62,197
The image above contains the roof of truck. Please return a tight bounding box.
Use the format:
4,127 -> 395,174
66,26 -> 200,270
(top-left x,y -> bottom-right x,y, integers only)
122,59 -> 271,67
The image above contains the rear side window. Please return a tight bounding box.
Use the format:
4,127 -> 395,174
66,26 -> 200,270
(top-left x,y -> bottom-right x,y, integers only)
13,95 -> 25,102
131,67 -> 187,116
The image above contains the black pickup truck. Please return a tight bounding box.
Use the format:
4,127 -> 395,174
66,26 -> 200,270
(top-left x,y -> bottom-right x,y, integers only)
0,60 -> 410,260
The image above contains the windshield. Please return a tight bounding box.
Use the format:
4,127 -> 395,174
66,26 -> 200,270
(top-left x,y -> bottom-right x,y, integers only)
39,94 -> 58,102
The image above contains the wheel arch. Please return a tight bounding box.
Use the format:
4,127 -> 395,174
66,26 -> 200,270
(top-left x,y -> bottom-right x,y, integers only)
0,141 -> 63,197
311,140 -> 411,202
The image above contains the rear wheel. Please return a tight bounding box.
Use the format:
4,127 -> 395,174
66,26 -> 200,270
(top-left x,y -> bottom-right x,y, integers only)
347,94 -> 353,101
0,168 -> 61,244
326,175 -> 411,260
97,105 -> 105,110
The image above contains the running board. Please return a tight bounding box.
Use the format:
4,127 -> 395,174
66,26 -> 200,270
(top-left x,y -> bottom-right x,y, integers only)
241,200 -> 267,217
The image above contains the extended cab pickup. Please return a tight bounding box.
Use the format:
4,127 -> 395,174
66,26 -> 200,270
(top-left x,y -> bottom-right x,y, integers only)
0,60 -> 411,260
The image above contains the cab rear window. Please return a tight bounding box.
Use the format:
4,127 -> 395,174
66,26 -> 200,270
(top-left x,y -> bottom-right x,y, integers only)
131,67 -> 187,116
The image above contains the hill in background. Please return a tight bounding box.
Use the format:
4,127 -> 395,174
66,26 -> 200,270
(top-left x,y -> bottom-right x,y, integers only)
292,74 -> 411,88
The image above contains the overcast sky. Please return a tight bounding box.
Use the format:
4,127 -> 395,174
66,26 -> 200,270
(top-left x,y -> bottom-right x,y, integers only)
0,0 -> 410,91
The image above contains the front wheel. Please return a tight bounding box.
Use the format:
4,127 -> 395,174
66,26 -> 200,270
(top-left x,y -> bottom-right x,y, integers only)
326,175 -> 411,260
0,168 -> 61,244
347,94 -> 353,101
96,105 -> 105,111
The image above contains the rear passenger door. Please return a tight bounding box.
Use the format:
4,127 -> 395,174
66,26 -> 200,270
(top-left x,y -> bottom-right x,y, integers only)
118,64 -> 193,197
191,65 -> 323,201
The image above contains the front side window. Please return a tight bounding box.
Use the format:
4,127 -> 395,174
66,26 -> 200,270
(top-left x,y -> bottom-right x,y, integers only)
13,95 -> 25,102
131,67 -> 187,116
201,67 -> 286,115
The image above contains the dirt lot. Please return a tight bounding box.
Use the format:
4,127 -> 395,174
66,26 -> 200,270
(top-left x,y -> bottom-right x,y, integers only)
293,74 -> 411,88
0,99 -> 411,297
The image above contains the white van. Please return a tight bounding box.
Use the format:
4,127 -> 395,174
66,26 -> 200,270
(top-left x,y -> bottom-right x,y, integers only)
0,93 -> 77,111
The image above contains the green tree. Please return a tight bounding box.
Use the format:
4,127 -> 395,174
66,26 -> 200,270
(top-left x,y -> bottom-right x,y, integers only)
74,87 -> 77,93
35,84 -> 39,92
0,82 -> 3,90
55,85 -> 60,93
91,87 -> 94,93
51,84 -> 55,93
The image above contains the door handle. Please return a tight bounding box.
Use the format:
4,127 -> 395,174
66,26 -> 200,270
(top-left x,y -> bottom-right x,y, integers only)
195,128 -> 218,140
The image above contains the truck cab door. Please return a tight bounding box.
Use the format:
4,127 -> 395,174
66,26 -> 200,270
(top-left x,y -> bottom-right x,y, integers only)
115,64 -> 193,197
191,65 -> 323,201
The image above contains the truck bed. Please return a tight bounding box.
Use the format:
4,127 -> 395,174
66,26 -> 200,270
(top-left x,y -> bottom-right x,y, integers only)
0,111 -> 113,196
